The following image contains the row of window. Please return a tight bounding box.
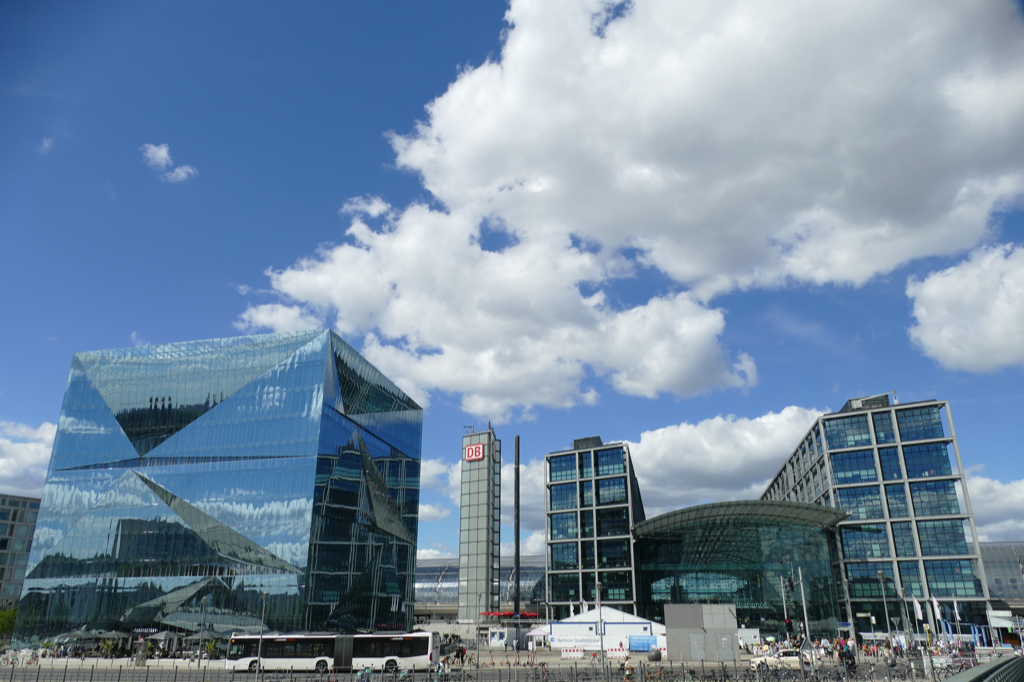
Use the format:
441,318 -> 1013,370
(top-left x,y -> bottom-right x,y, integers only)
841,519 -> 970,558
549,477 -> 628,510
549,570 -> 634,602
836,480 -> 960,520
823,407 -> 944,450
549,507 -> 630,540
831,443 -> 953,485
549,448 -> 627,482
846,559 -> 981,598
549,539 -> 632,570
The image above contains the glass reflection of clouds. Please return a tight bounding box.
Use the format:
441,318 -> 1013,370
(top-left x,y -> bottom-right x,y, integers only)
15,330 -> 422,644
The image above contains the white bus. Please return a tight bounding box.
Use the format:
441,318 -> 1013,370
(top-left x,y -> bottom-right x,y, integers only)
226,632 -> 438,673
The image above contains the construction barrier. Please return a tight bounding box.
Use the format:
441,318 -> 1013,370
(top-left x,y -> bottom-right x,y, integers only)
560,648 -> 584,659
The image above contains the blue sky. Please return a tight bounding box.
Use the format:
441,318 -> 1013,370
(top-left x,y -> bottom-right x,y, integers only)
2,1 -> 1024,558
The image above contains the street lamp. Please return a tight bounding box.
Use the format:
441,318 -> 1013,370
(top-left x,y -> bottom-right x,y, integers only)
876,571 -> 893,643
595,581 -> 606,675
477,592 -> 483,678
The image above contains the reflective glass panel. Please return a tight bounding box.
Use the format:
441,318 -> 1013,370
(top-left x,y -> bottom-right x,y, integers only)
886,484 -> 909,518
924,559 -> 982,597
896,406 -> 944,442
910,480 -> 960,516
823,415 -> 872,450
596,507 -> 629,537
841,524 -> 890,558
836,486 -> 883,520
550,483 -> 577,511
549,455 -> 576,482
879,447 -> 902,480
872,412 -> 897,445
903,443 -> 954,478
898,561 -> 924,597
892,522 -> 917,557
831,450 -> 877,484
550,542 -> 579,571
918,520 -> 968,556
596,477 -> 627,506
596,448 -> 626,476
550,512 -> 579,540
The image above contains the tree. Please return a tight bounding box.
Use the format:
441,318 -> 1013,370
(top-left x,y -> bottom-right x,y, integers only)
0,608 -> 17,638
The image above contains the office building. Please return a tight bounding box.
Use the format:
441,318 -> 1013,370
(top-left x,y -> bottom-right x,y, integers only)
761,394 -> 990,637
14,330 -> 422,642
0,494 -> 40,609
634,501 -> 845,636
545,437 -> 645,618
457,428 -> 501,622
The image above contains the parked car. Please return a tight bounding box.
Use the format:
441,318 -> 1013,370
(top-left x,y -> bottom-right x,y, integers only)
750,649 -> 811,670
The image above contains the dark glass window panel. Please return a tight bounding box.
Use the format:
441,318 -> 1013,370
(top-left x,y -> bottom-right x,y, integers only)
872,413 -> 897,445
896,406 -> 944,442
596,448 -> 626,476
879,447 -> 902,481
582,542 -> 596,569
846,562 -> 896,598
823,415 -> 872,450
579,481 -> 593,507
898,561 -> 924,597
910,481 -> 960,516
917,520 -> 968,556
600,571 -> 633,601
886,484 -> 909,518
841,524 -> 890,558
598,539 -> 631,568
550,542 -> 579,571
836,486 -> 883,520
892,522 -> 917,557
903,443 -> 953,478
550,483 -> 577,511
596,507 -> 629,537
550,512 -> 579,540
580,510 -> 594,538
578,453 -> 593,478
549,573 -> 579,601
596,477 -> 627,506
549,455 -> 576,482
830,450 -> 877,484
924,559 -> 981,597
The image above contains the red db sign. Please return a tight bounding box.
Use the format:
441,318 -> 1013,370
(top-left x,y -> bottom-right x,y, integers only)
464,443 -> 485,462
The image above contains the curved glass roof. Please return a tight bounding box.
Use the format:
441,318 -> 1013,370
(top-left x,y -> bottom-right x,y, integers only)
634,500 -> 848,538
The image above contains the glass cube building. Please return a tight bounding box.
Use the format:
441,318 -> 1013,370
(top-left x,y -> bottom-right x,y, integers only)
760,394 -> 990,638
13,330 -> 422,643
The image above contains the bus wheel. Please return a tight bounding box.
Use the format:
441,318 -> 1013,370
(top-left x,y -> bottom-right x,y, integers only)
384,660 -> 398,673
249,661 -> 259,673
316,661 -> 329,674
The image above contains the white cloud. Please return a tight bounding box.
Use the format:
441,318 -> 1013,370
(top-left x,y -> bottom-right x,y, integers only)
163,164 -> 198,183
140,143 -> 173,170
234,303 -> 324,333
239,0 -> 1024,421
419,502 -> 452,522
907,243 -> 1024,372
340,195 -> 391,218
140,143 -> 198,182
417,547 -> 455,559
0,421 -> 56,498
628,406 -> 823,517
420,458 -> 451,490
500,530 -> 546,557
130,331 -> 150,347
499,458 -> 546,531
965,474 -> 1024,542
37,137 -> 53,154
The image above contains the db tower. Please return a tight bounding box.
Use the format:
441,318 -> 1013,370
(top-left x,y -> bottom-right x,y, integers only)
457,428 -> 501,623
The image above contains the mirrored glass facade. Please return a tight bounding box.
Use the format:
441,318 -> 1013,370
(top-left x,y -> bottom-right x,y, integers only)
634,501 -> 844,638
0,494 -> 40,608
14,330 -> 422,643
761,394 -> 990,637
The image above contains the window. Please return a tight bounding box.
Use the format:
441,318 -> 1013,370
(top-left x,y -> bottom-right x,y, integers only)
879,448 -> 902,480
597,477 -> 627,506
550,542 -> 579,571
598,539 -> 631,568
596,448 -> 626,476
841,524 -> 890,558
578,452 -> 593,478
549,455 -> 576,482
924,560 -> 981,597
892,522 -> 917,557
549,573 -> 579,601
579,480 -> 593,507
918,520 -> 968,556
596,507 -> 629,537
899,561 -> 924,597
845,562 -> 895,598
897,406 -> 944,441
872,412 -> 897,445
582,541 -> 595,568
837,486 -> 883,520
550,483 -> 577,511
831,450 -> 877,484
549,512 -> 578,540
886,484 -> 909,518
580,510 -> 594,538
910,481 -> 960,516
600,571 -> 633,601
903,443 -> 953,478
823,415 -> 872,449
